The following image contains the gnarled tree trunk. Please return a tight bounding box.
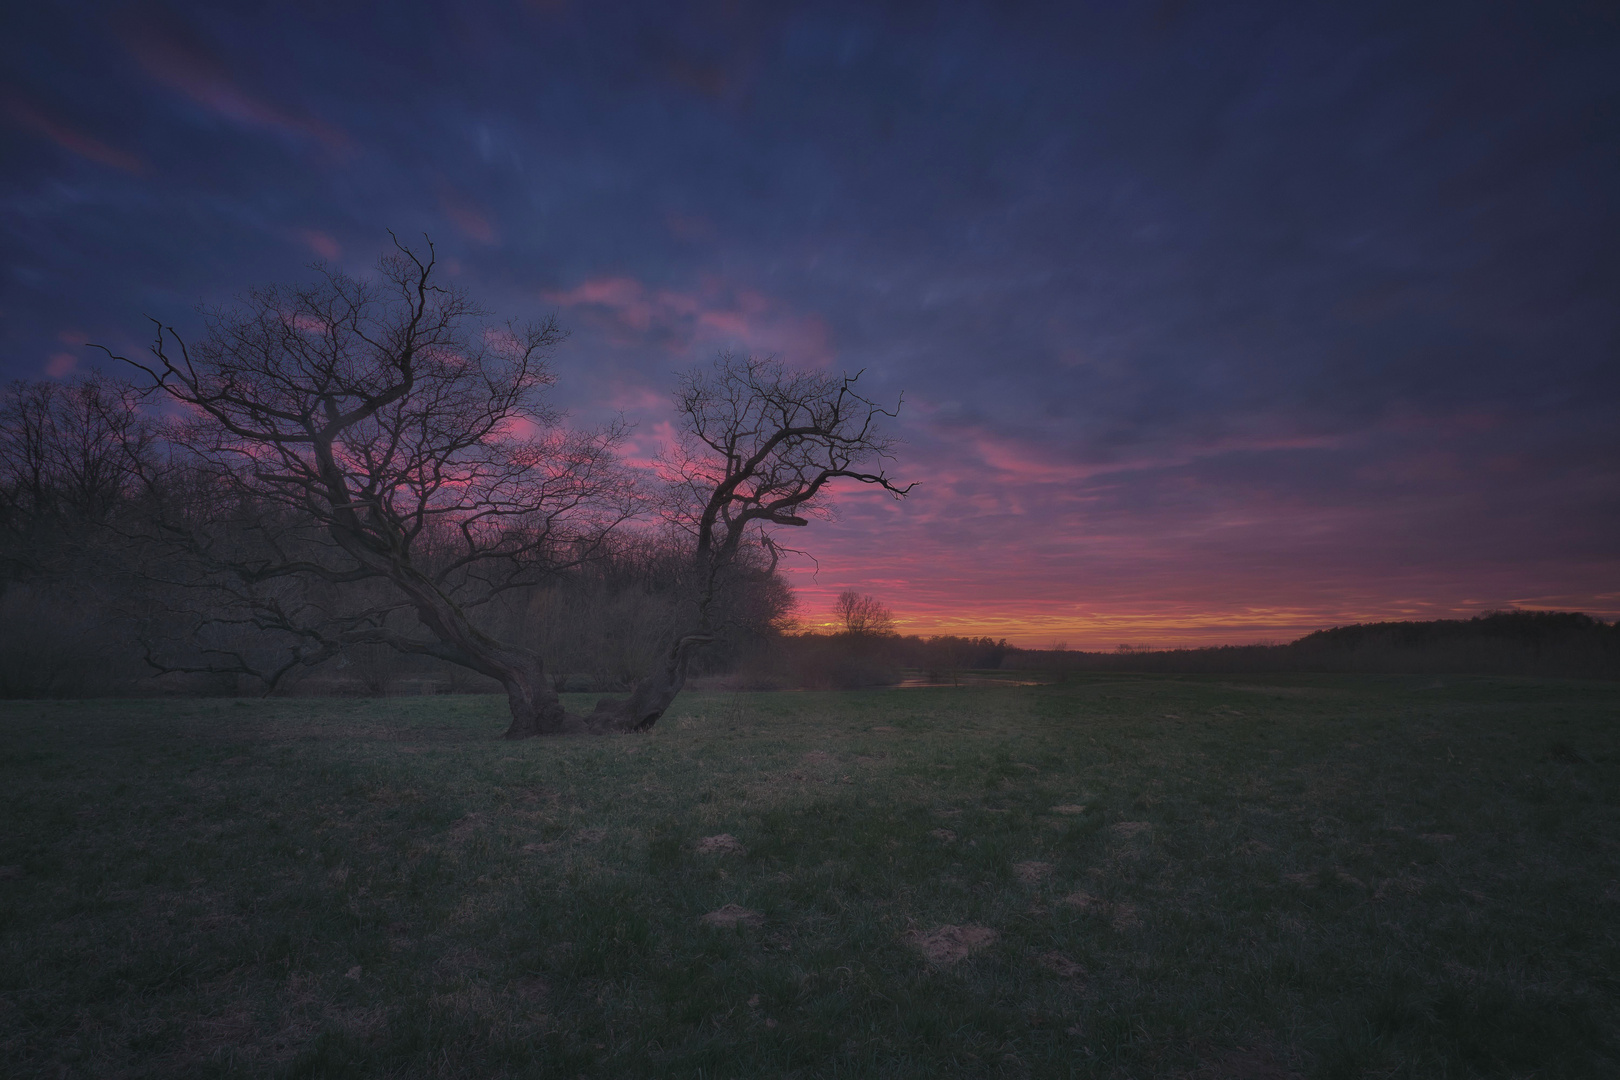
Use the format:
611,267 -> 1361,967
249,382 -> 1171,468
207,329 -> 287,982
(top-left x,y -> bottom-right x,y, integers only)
580,632 -> 713,733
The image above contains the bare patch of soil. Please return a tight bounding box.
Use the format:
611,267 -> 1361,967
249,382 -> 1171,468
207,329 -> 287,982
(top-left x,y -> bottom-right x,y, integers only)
701,904 -> 764,928
1036,951 -> 1085,978
1061,891 -> 1141,930
905,924 -> 998,964
930,828 -> 956,842
447,813 -> 485,841
511,975 -> 549,1007
1110,904 -> 1141,930
1050,804 -> 1087,815
1110,821 -> 1151,838
1013,860 -> 1053,884
697,833 -> 748,855
1283,869 -> 1364,890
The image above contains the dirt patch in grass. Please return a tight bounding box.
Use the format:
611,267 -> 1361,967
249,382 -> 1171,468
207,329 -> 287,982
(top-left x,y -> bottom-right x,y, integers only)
906,924 -> 998,964
1013,860 -> 1053,884
701,904 -> 764,928
696,834 -> 747,855
1283,869 -> 1365,890
930,829 -> 956,843
1061,891 -> 1142,930
1050,804 -> 1087,815
1110,821 -> 1151,838
1110,903 -> 1141,931
1036,951 -> 1084,978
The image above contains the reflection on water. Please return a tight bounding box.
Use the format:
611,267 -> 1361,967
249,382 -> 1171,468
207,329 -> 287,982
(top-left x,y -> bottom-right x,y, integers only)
892,674 -> 1045,688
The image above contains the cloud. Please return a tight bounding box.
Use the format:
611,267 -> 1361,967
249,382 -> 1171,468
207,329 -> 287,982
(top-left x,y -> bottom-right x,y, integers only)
45,352 -> 78,378
294,228 -> 341,260
122,8 -> 349,151
544,275 -> 834,365
2,95 -> 147,174
439,186 -> 499,245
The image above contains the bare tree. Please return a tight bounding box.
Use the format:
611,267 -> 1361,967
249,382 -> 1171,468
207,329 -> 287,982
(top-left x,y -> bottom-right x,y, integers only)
832,589 -> 896,636
102,241 -> 634,736
589,355 -> 913,729
92,250 -> 910,736
0,373 -> 152,573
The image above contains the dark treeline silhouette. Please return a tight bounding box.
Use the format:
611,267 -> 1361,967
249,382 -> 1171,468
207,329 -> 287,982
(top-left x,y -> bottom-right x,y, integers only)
1006,611 -> 1620,681
0,369 -> 792,701
759,611 -> 1620,688
737,631 -> 1012,690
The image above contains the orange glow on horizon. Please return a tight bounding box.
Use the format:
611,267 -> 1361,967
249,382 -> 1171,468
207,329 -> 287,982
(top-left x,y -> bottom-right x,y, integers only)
782,567 -> 1620,651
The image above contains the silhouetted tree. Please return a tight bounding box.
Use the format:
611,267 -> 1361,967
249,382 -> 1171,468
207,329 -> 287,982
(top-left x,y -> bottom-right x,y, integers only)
833,589 -> 896,636
103,241 -> 635,735
92,250 -> 911,735
594,355 -> 914,729
0,372 -> 152,577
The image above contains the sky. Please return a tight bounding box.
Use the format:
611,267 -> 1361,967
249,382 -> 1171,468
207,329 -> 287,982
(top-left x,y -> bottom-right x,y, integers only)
2,0 -> 1617,647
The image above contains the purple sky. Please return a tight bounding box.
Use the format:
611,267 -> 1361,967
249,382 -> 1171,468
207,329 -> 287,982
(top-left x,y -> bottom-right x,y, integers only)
3,1 -> 1616,646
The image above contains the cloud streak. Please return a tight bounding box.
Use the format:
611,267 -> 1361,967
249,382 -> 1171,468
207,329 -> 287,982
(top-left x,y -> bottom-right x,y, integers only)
2,95 -> 147,174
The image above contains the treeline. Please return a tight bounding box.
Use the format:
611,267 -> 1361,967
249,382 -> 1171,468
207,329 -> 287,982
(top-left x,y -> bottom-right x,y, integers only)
736,633 -> 1012,690
1005,611 -> 1620,681
748,611 -> 1620,690
0,373 -> 789,698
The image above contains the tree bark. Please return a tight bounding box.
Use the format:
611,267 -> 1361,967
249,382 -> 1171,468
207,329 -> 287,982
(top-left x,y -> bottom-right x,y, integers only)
579,632 -> 712,733
499,657 -> 579,738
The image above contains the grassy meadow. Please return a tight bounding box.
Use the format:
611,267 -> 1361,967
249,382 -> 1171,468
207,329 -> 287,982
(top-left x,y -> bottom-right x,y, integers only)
1,674 -> 1617,1078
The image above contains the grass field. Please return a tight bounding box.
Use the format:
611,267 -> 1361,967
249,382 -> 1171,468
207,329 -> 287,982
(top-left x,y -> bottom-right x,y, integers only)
1,674 -> 1617,1078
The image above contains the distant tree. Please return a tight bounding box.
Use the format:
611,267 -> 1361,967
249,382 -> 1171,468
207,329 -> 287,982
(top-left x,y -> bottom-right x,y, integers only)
0,372 -> 152,576
833,589 -> 896,636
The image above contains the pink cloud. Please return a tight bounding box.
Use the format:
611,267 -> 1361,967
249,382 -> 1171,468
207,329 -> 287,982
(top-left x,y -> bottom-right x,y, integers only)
617,419 -> 680,471
2,96 -> 147,174
440,189 -> 499,245
482,327 -> 526,353
922,418 -> 1350,492
123,18 -> 349,152
45,352 -> 78,378
665,210 -> 715,240
603,380 -> 667,412
295,228 -> 341,260
543,275 -> 834,365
